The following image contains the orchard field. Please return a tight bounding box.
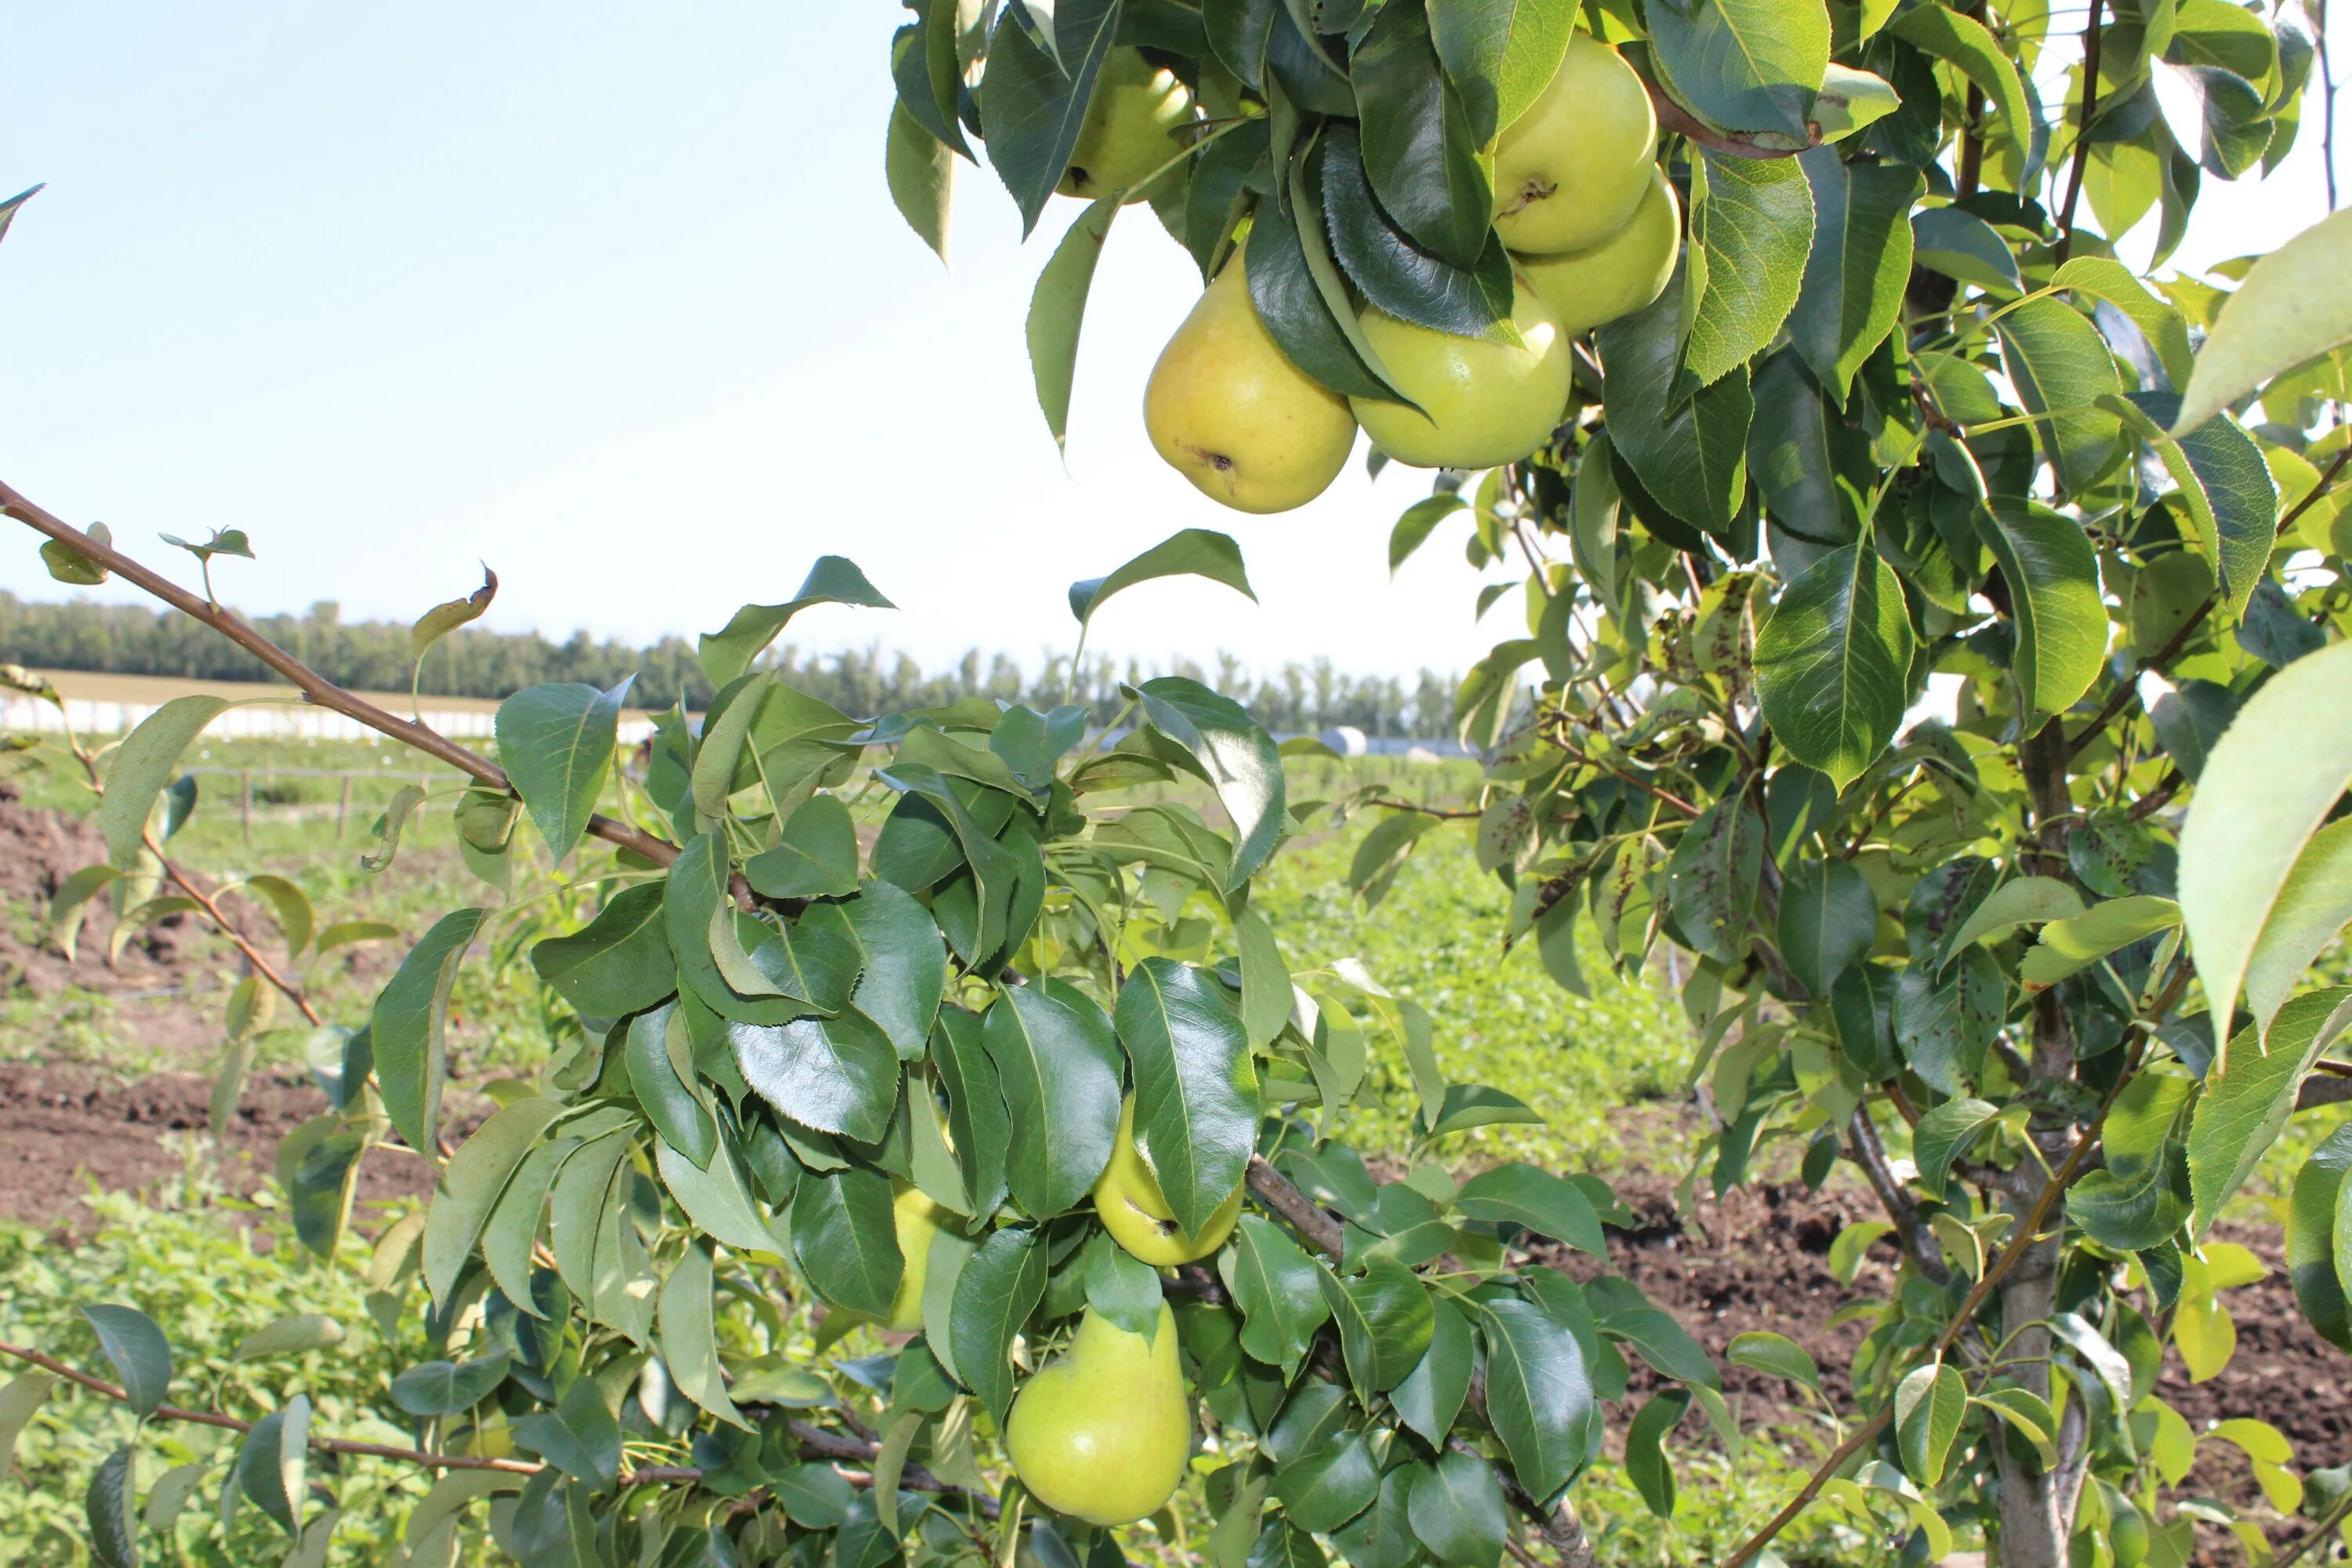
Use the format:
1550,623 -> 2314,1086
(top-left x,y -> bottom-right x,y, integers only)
1,727 -> 2344,1564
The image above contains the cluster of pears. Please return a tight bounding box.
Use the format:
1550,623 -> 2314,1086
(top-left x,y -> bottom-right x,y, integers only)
1139,34 -> 1681,514
880,1094 -> 1243,1527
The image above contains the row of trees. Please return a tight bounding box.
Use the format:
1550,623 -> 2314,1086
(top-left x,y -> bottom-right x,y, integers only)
0,592 -> 1462,737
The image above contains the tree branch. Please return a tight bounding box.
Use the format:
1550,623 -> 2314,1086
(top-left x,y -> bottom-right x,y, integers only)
145,829 -> 323,1027
1644,79 -> 1817,159
1846,1106 -> 1951,1284
0,481 -> 679,869
2051,0 -> 2107,267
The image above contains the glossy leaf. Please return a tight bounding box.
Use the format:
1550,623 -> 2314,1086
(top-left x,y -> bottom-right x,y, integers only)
495,680 -> 629,866
1455,1163 -> 1606,1254
1994,297 -> 2124,497
1776,855 -> 1878,996
1406,1450 -> 1506,1568
1598,270 -> 1753,535
1895,1360 -> 1967,1486
2188,989 -> 2352,1236
791,1165 -> 903,1317
1755,543 -> 1912,789
1476,1297 -> 1591,1499
1351,0 -> 1493,271
1791,150 -> 1921,401
1976,497 -> 2107,734
2287,1123 -> 2352,1351
1649,0 -> 1829,140
372,908 -> 487,1158
744,794 -> 861,901
2105,391 -> 2278,625
948,1225 -> 1045,1422
980,0 -> 1123,236
982,984 -> 1121,1218
1129,676 -> 1287,887
1116,957 -> 1258,1234
529,883 -> 674,1022
1318,1257 -> 1435,1399
1686,153 -> 1816,387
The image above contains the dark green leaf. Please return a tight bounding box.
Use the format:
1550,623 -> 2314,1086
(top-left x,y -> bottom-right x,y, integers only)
1994,297 -> 2125,497
530,884 -> 673,1018
1754,542 -> 1914,790
1791,150 -> 1922,400
1317,1257 -> 1435,1399
2287,1123 -> 2352,1352
948,1226 -> 1046,1421
932,1010 -> 1012,1218
1244,184 -> 1402,403
1128,677 -> 1287,887
983,984 -> 1122,1219
1069,528 -> 1258,627
2188,988 -> 2352,1236
1976,497 -> 2107,734
1407,1450 -> 1506,1568
495,681 -> 629,866
88,1444 -> 138,1568
1598,270 -> 1752,535
1116,957 -> 1258,1235
745,794 -> 862,901
733,1007 -> 901,1146
2109,390 -> 2278,625
373,907 -> 487,1157
1217,1214 -> 1331,1377
82,1305 -> 171,1421
1776,855 -> 1878,995
1894,1360 -> 1967,1485
1686,153 -> 1817,387
982,0 -> 1123,235
1893,946 -> 2007,1094
514,1374 -> 624,1492
699,557 -> 895,688
1910,205 -> 2024,296
1748,350 -> 1870,545
1666,800 -> 1765,964
791,1165 -> 902,1317
1456,1163 -> 1606,1254
1082,1229 -> 1167,1336
804,880 -> 949,1062
1030,197 -> 1120,451
1476,1298 -> 1591,1499
1388,1297 -> 1474,1446
1351,0 -> 1492,271
390,1356 -> 510,1417
423,1096 -> 568,1301
1649,0 -> 1829,140
1321,125 -> 1515,340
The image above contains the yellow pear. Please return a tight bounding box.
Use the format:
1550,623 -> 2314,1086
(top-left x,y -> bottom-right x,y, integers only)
1348,280 -> 1570,470
1094,1094 -> 1244,1265
885,1184 -> 951,1332
1144,243 -> 1359,513
1491,34 -> 1658,256
1004,1303 -> 1191,1526
1515,168 -> 1682,339
1059,49 -> 1194,202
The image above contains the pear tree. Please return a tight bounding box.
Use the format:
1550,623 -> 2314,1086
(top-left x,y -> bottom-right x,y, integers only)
3,1 -> 2352,1566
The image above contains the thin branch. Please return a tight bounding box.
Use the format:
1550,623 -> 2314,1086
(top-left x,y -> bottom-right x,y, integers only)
145,830 -> 323,1027
1362,795 -> 1483,822
2299,1073 -> 2352,1109
2278,1482 -> 2352,1568
1246,1155 -> 1345,1258
1847,1106 -> 1951,1284
1644,78 -> 1818,159
1722,1067 -> 2129,1568
2051,0 -> 2107,266
0,481 -> 679,869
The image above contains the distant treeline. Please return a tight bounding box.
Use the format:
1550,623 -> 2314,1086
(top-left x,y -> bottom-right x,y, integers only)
2,593 -> 1463,738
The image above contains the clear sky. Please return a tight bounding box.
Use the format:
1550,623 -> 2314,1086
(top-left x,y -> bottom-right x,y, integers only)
1,5 -> 2339,683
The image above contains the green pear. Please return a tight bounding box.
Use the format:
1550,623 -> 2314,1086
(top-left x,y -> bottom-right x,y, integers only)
1004,1303 -> 1192,1526
1145,243 -> 1359,513
1094,1094 -> 1244,1266
1348,280 -> 1571,470
1515,168 -> 1681,339
1059,49 -> 1194,202
1491,34 -> 1658,256
885,1183 -> 950,1332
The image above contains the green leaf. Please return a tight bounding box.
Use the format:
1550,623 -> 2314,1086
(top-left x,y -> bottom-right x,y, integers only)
2177,640 -> 2352,1043
82,1304 -> 171,1420
1685,153 -> 1817,387
1127,676 -> 1287,887
2018,895 -> 2183,990
89,1444 -> 138,1568
1913,1097 -> 2005,1199
948,1225 -> 1045,1422
1981,498 -> 2115,725
529,883 -> 675,1019
1116,957 -> 1258,1235
372,907 -> 487,1157
982,984 -> 1122,1218
2287,1123 -> 2352,1352
1755,543 -> 1913,790
791,1165 -> 903,1317
932,1010 -> 1012,1218
1475,1297 -> 1591,1499
2188,988 -> 2352,1236
1598,269 -> 1753,536
482,1137 -> 577,1312
1893,947 -> 2006,1094
1406,1449 -> 1507,1568
2103,391 -> 2278,626
1069,528 -> 1256,627
0,1372 -> 60,1476
2244,817 -> 2352,1034
2054,257 -> 2195,392
735,1007 -> 902,1146
410,564 -> 497,662
1029,197 -> 1119,452
1973,1388 -> 2060,1471
1941,875 -> 2086,958
1994,297 -> 2125,497
1886,4 -> 2030,142
1726,1330 -> 1822,1394
495,681 -> 628,866
1390,493 -> 1469,574
514,1376 -> 623,1491
1390,1298 -> 1475,1446
1271,1401 -> 1381,1532
1791,151 -> 1922,401
980,0 -> 1123,235
627,1005 -> 716,1167
744,794 -> 861,901
1649,0 -> 1829,140
1243,183 -> 1406,404
699,557 -> 895,688
1319,1258 -> 1435,1399
1428,0 -> 1574,143
1218,1214 -> 1330,1377
1251,1520 -> 1332,1568
1624,1389 -> 1690,1517
887,103 -> 956,263
1455,1163 -> 1606,1254
1911,205 -> 2024,296
1776,855 -> 1878,996
2152,60 -> 2273,179
1236,906 -> 1292,1051
2174,206 -> 2352,431
1351,0 -> 1493,272
1428,1083 -> 1542,1137
390,1356 -> 509,1417
1082,1229 -> 1166,1336
659,1243 -> 750,1428
1894,1359 -> 1967,1486
237,1394 -> 310,1536
422,1096 -> 566,1302
656,1126 -> 786,1256
1747,347 -> 1863,544
99,695 -> 232,867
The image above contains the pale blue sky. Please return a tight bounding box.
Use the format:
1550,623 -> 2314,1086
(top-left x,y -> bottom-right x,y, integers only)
2,5 -> 2339,681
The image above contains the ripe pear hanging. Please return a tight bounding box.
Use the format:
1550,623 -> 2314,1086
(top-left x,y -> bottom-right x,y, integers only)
1004,1303 -> 1192,1526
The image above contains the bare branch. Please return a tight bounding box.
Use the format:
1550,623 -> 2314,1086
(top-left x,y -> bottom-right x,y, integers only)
1847,1106 -> 1951,1284
1644,79 -> 1817,159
